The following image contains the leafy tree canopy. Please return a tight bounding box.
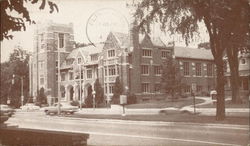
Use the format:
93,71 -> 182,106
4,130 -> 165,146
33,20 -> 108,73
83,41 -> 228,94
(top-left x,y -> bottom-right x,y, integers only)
0,0 -> 58,41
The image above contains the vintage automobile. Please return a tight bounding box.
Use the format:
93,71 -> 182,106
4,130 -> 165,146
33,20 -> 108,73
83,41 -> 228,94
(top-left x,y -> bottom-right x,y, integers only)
43,103 -> 78,115
20,103 -> 40,111
0,104 -> 15,117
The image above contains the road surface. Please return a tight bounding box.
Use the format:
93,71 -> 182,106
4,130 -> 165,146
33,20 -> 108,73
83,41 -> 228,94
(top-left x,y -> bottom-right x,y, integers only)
5,111 -> 249,146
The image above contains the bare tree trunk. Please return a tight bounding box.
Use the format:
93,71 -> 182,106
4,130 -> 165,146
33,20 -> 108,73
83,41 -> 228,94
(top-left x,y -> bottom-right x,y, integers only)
227,48 -> 241,103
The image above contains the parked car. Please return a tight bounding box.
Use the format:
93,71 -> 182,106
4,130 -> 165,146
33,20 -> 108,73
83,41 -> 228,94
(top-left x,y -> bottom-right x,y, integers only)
43,103 -> 78,115
0,104 -> 15,117
20,103 -> 40,111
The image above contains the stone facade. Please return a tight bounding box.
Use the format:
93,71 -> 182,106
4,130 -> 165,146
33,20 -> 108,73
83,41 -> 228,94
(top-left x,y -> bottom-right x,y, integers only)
30,22 -> 217,104
29,21 -> 74,104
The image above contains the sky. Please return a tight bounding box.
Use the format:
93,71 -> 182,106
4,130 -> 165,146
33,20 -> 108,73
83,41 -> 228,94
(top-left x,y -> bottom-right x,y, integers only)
1,0 -> 209,62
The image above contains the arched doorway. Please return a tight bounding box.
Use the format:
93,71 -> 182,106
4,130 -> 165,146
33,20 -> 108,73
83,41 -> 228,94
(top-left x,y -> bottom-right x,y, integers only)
67,85 -> 74,101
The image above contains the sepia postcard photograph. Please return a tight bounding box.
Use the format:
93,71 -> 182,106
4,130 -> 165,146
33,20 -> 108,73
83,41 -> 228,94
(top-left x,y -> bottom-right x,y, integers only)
0,0 -> 249,145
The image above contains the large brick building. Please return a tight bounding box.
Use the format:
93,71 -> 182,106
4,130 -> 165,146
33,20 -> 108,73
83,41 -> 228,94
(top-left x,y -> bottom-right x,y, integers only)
29,21 -> 216,104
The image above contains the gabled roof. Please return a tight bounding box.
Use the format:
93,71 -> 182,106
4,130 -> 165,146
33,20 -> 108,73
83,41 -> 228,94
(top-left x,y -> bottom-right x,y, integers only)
111,32 -> 130,48
66,43 -> 104,60
174,46 -> 214,60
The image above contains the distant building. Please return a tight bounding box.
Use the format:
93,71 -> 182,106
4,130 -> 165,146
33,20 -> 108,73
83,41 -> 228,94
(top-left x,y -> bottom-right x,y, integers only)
29,21 -> 216,104
224,52 -> 250,99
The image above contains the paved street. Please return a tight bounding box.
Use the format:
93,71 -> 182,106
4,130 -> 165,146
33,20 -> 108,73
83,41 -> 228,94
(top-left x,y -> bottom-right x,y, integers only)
5,111 -> 249,146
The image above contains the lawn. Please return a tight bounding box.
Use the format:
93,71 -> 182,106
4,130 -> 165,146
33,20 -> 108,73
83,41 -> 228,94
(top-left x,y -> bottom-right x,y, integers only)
197,100 -> 249,108
126,97 -> 204,109
68,113 -> 248,125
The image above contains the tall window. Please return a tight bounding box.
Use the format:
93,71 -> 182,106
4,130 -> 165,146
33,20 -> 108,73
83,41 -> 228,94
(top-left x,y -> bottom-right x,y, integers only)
155,84 -> 161,93
184,85 -> 191,93
197,85 -> 202,93
91,54 -> 98,61
39,61 -> 44,70
141,65 -> 149,75
58,33 -> 64,48
242,78 -> 249,90
77,58 -> 81,64
154,66 -> 161,75
87,70 -> 92,79
55,61 -> 58,68
207,63 -> 213,76
108,66 -> 116,76
108,50 -> 115,58
162,51 -> 170,58
142,83 -> 149,93
109,84 -> 114,94
61,73 -> 65,81
195,63 -> 202,76
69,72 -> 73,80
183,62 -> 189,76
142,49 -> 152,57
39,75 -> 44,85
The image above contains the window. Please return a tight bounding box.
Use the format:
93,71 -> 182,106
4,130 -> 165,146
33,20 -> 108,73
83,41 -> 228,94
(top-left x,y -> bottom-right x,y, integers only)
91,54 -> 98,61
207,63 -> 213,76
109,84 -> 114,94
108,66 -> 116,76
87,70 -> 92,79
154,66 -> 161,75
195,63 -> 202,76
61,73 -> 65,81
241,59 -> 246,64
58,33 -> 64,48
39,61 -> 44,70
183,62 -> 189,76
184,85 -> 191,93
69,72 -> 73,80
108,50 -> 115,58
77,58 -> 81,64
142,83 -> 149,93
142,49 -> 152,57
197,85 -> 202,92
40,75 -> 44,85
155,84 -> 161,93
141,65 -> 149,75
242,78 -> 249,90
105,68 -> 107,76
55,61 -> 58,68
162,51 -> 170,58
105,84 -> 107,94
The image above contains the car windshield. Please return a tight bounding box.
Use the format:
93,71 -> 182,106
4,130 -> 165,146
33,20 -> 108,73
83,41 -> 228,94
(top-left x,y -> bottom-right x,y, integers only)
0,105 -> 8,108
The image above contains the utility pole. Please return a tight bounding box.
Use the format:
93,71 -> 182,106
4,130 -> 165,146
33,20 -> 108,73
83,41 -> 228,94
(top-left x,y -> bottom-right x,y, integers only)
21,76 -> 24,106
79,64 -> 82,110
57,48 -> 61,115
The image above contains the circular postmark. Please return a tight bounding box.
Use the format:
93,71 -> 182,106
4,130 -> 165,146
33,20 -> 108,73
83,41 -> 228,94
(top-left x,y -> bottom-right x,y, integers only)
86,8 -> 129,46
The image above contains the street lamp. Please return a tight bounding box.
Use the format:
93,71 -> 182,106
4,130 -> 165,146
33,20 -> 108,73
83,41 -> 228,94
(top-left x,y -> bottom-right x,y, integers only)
92,90 -> 96,109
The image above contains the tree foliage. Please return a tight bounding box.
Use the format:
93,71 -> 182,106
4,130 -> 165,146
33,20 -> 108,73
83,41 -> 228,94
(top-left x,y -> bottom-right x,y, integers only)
94,78 -> 104,106
37,87 -> 47,105
0,0 -> 58,41
0,48 -> 30,107
161,55 -> 182,100
112,77 -> 123,104
135,0 -> 250,120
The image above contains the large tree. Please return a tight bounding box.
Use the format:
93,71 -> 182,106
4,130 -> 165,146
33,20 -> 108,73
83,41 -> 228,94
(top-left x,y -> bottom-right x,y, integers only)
0,48 -> 30,107
135,0 -> 249,120
161,55 -> 182,101
0,0 -> 58,41
94,78 -> 104,106
112,77 -> 123,104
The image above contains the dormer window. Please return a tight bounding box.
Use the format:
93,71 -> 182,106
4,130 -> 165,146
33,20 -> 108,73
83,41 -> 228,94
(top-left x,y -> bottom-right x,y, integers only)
108,50 -> 115,58
91,54 -> 98,61
77,58 -> 81,64
162,51 -> 170,58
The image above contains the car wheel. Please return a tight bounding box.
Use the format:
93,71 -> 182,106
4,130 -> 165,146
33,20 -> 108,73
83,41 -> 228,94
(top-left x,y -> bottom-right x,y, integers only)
45,110 -> 49,115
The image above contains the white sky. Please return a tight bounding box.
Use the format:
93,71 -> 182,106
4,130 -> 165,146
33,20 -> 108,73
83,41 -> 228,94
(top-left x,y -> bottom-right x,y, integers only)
1,0 -> 209,62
